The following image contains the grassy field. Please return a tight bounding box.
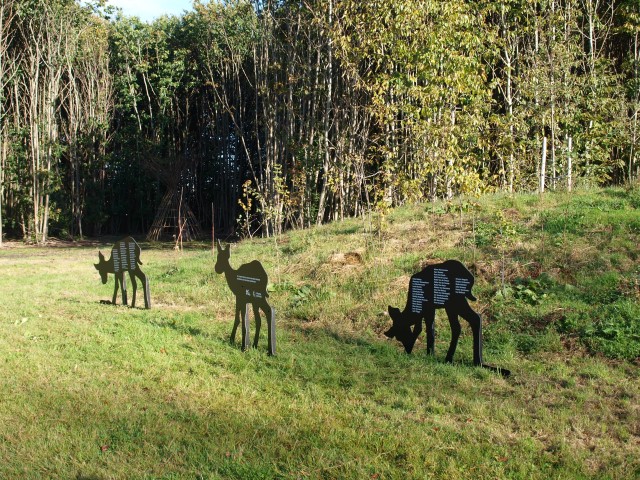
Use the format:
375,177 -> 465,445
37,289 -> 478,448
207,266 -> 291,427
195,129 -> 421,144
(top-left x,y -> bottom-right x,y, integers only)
0,188 -> 638,479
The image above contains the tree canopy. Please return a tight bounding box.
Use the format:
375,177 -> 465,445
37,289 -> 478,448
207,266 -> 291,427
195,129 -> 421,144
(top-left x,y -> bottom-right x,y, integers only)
0,0 -> 638,243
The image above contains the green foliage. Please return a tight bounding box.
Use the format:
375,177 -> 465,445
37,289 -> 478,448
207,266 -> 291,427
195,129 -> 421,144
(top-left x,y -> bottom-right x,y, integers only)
584,301 -> 640,359
288,284 -> 313,309
577,271 -> 622,305
475,210 -> 522,248
511,274 -> 555,306
0,188 -> 639,477
393,253 -> 423,274
2,0 -> 640,241
560,301 -> 640,360
541,211 -> 586,235
513,330 -> 562,355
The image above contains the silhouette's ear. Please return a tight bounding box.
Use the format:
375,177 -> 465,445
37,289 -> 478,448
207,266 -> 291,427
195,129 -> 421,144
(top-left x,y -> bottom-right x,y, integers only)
384,327 -> 395,339
388,306 -> 402,322
94,263 -> 99,270
216,240 -> 222,252
98,251 -> 105,261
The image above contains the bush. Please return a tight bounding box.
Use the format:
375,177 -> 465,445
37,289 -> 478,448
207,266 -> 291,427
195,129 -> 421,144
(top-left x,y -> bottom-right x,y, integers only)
584,301 -> 640,359
577,271 -> 621,305
559,301 -> 640,360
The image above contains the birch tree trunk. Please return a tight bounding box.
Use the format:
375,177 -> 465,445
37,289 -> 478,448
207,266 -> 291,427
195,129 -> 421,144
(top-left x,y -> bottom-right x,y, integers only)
0,0 -> 16,246
540,136 -> 547,193
567,136 -> 573,192
316,0 -> 333,226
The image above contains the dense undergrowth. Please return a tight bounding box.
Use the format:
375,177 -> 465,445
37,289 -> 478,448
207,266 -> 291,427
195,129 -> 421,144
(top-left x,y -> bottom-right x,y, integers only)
0,187 -> 637,479
272,186 -> 640,362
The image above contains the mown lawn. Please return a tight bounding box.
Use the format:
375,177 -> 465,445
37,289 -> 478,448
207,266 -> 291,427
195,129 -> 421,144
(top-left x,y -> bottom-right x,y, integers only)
0,188 -> 638,479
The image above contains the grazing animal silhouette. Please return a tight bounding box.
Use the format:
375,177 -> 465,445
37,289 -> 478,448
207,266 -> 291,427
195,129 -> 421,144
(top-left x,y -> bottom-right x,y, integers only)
94,237 -> 150,309
386,260 -> 509,376
215,240 -> 275,355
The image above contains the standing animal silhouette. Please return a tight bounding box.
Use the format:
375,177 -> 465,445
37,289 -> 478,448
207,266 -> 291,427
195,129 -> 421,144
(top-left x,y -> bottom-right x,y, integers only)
94,237 -> 150,309
215,241 -> 275,355
385,260 -> 509,376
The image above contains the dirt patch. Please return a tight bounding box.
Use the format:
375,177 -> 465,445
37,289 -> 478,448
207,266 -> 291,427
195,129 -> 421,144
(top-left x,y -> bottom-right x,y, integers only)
328,251 -> 364,265
502,208 -> 522,220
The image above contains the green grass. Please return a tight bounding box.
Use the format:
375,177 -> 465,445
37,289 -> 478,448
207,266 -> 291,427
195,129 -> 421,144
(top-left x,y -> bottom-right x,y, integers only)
0,187 -> 638,479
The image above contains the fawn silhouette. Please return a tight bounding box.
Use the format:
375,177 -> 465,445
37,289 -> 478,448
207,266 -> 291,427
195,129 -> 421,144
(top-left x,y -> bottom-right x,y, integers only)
94,237 -> 150,309
385,260 -> 509,376
215,240 -> 275,355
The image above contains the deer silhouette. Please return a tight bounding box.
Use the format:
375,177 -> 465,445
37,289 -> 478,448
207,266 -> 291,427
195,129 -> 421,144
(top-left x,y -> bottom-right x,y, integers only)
94,237 -> 150,309
215,240 -> 275,355
385,260 -> 509,376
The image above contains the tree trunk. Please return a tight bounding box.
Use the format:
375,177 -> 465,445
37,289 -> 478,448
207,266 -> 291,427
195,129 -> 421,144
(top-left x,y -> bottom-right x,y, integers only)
539,136 -> 547,194
0,135 -> 4,246
567,135 -> 573,192
316,0 -> 333,226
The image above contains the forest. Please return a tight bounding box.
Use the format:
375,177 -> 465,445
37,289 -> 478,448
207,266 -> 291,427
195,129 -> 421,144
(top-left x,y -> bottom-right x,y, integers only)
0,0 -> 638,243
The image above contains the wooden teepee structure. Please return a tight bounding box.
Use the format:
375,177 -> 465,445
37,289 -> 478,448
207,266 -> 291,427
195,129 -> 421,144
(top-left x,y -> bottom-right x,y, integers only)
145,153 -> 203,242
147,187 -> 203,242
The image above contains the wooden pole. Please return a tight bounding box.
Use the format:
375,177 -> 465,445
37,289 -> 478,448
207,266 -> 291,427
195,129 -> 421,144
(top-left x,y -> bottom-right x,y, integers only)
211,202 -> 216,255
567,136 -> 573,192
539,136 -> 547,194
176,187 -> 184,251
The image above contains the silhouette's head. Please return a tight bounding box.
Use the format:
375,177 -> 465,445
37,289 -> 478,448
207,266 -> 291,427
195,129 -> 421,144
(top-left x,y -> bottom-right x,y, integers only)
385,306 -> 416,354
94,251 -> 108,284
215,240 -> 230,274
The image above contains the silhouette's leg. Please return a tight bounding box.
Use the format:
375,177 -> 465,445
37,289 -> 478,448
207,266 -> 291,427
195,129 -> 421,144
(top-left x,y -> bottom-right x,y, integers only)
135,270 -> 150,308
140,271 -> 150,309
114,273 -> 126,306
425,307 -> 436,355
410,312 -> 422,339
459,300 -> 483,366
129,271 -> 137,308
112,275 -> 119,305
267,304 -> 276,356
241,303 -> 250,351
252,303 -> 261,348
444,307 -> 461,363
230,302 -> 241,344
120,273 -> 128,306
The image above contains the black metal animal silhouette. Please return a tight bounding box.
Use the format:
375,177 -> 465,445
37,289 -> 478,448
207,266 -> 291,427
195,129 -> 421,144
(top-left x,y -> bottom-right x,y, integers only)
94,237 -> 150,309
385,260 -> 509,376
215,241 -> 275,355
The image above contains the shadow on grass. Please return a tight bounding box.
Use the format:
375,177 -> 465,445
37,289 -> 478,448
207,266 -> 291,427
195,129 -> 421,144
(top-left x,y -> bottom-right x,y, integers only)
288,321 -> 437,362
146,318 -> 207,338
287,319 -> 512,379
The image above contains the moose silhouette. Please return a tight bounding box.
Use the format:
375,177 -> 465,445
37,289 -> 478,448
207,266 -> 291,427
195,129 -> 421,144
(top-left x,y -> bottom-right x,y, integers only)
385,260 -> 509,376
215,241 -> 275,355
94,237 -> 150,309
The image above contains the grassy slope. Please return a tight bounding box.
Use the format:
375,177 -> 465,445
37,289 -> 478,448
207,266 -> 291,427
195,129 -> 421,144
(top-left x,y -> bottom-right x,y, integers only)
0,188 -> 638,479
